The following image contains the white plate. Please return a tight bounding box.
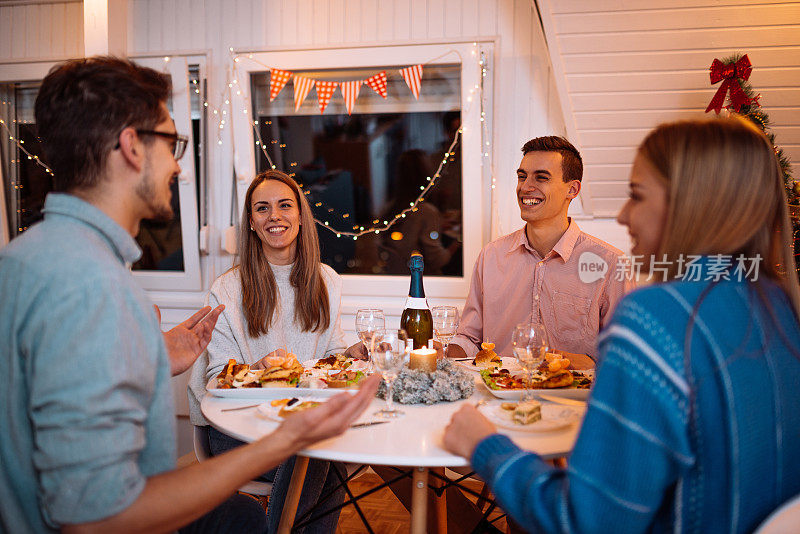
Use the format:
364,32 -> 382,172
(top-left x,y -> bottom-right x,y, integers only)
480,370 -> 594,401
206,378 -> 340,399
454,357 -> 521,374
479,402 -> 580,433
256,396 -> 328,421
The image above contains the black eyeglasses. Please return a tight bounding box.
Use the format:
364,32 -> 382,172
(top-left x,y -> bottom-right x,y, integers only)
136,130 -> 189,160
115,129 -> 189,160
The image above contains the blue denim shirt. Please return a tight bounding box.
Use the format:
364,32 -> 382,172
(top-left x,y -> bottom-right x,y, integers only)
0,193 -> 175,532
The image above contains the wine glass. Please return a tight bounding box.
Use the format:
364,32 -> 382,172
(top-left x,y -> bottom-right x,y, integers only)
512,322 -> 549,401
355,308 -> 385,371
371,328 -> 410,419
432,305 -> 459,357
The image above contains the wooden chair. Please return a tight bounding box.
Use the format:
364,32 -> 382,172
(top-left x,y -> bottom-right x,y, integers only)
754,493 -> 800,534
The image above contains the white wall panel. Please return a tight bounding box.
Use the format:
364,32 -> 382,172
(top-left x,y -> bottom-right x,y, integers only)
540,0 -> 800,216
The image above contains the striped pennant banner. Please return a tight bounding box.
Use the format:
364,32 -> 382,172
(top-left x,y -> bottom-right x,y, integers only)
399,64 -> 423,100
365,71 -> 388,99
293,75 -> 314,112
269,69 -> 292,101
316,81 -> 339,114
340,80 -> 362,115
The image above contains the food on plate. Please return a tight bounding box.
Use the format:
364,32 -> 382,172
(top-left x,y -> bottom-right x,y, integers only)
512,399 -> 542,425
263,352 -> 300,369
500,401 -> 518,411
472,342 -> 501,370
480,353 -> 594,391
277,399 -> 321,418
313,353 -> 355,370
325,369 -> 366,388
214,354 -> 304,389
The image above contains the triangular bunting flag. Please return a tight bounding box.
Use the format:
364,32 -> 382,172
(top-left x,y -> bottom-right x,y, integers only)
269,69 -> 292,101
316,81 -> 339,114
340,80 -> 362,115
365,71 -> 388,99
399,64 -> 423,100
293,75 -> 314,112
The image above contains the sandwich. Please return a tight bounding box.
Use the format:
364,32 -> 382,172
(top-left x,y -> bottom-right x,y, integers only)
472,342 -> 501,370
259,355 -> 304,388
512,399 -> 542,425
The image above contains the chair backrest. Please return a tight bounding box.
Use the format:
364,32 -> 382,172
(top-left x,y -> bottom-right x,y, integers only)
754,493 -> 800,534
193,425 -> 273,497
193,425 -> 213,463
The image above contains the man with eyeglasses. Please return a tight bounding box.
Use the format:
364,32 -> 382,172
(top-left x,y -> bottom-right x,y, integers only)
0,56 -> 379,533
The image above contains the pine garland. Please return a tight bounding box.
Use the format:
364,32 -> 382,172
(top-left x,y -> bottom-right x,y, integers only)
711,53 -> 799,277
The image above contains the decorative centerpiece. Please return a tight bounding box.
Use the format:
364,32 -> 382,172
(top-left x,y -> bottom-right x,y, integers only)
377,358 -> 474,404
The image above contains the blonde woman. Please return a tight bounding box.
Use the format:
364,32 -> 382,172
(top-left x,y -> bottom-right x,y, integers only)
189,170 -> 359,533
444,117 -> 800,533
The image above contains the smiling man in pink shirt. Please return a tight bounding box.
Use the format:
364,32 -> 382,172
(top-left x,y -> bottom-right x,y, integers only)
448,136 -> 633,367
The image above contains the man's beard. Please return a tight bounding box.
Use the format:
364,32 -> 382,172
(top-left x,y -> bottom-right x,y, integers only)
136,158 -> 174,222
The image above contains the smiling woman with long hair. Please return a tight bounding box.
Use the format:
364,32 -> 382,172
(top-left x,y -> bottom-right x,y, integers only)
188,170 -> 355,533
443,117 -> 800,533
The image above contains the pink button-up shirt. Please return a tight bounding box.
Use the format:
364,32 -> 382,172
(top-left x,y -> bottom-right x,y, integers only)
451,221 -> 634,359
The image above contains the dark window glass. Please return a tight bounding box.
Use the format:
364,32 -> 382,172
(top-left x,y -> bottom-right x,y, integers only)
1,71 -> 204,273
250,65 -> 463,276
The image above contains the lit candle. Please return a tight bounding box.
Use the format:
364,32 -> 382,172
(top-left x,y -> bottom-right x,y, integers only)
409,347 -> 438,373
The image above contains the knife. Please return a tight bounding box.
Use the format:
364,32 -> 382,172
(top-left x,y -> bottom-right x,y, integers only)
350,420 -> 390,428
536,394 -> 587,407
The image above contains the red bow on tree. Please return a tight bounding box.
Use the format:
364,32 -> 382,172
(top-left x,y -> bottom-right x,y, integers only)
705,55 -> 753,114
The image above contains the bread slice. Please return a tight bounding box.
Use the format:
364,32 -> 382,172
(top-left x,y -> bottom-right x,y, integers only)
512,400 -> 542,425
473,342 -> 501,370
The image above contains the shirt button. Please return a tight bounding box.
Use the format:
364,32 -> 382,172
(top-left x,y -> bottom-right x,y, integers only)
534,295 -> 539,300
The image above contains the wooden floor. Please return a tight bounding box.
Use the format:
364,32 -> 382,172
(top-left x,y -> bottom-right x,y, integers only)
177,454 -> 509,532
334,473 -> 508,534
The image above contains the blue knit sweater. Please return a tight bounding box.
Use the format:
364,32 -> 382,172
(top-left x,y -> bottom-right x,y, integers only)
471,273 -> 800,533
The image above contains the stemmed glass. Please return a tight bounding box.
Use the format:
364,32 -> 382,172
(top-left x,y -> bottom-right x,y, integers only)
432,306 -> 459,357
371,328 -> 410,419
511,322 -> 549,401
355,308 -> 385,372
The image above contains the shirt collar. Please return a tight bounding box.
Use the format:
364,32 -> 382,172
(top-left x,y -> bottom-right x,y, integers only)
41,193 -> 142,265
509,219 -> 581,262
552,219 -> 581,262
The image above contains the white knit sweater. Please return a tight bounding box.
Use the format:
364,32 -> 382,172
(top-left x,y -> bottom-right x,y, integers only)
187,262 -> 346,425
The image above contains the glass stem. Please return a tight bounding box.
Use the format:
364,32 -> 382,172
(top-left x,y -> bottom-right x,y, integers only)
385,378 -> 394,411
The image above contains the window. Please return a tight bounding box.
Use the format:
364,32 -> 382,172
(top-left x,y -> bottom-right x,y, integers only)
0,57 -> 203,291
250,64 -> 463,277
232,43 -> 489,300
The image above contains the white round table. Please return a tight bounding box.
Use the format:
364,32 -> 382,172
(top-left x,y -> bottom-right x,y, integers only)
201,384 -> 582,533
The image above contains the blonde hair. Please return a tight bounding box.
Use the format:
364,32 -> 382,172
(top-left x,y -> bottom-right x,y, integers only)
237,170 -> 330,337
638,116 -> 800,321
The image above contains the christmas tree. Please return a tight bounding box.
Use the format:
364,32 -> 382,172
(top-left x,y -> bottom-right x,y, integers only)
705,53 -> 799,279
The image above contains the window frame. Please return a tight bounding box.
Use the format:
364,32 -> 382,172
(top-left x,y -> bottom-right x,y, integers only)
231,42 -> 488,305
0,56 -> 203,291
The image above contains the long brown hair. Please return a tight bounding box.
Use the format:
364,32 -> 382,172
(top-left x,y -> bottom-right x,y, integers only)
237,170 -> 330,337
637,117 -> 800,321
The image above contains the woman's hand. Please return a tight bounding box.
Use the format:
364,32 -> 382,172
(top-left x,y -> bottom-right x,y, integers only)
443,404 -> 497,459
277,374 -> 381,449
251,348 -> 288,370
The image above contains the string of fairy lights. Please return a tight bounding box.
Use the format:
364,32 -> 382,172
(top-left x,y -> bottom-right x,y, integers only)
1,43 -> 492,241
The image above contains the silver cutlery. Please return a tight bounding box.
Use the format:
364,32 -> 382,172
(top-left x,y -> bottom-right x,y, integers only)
350,420 -> 390,428
221,404 -> 261,412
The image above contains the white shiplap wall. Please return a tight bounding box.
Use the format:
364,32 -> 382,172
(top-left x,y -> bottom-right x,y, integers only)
0,1 -> 84,61
538,0 -> 800,216
125,0 -> 568,245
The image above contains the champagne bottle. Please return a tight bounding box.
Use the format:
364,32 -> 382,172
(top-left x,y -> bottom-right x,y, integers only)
400,252 -> 433,350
